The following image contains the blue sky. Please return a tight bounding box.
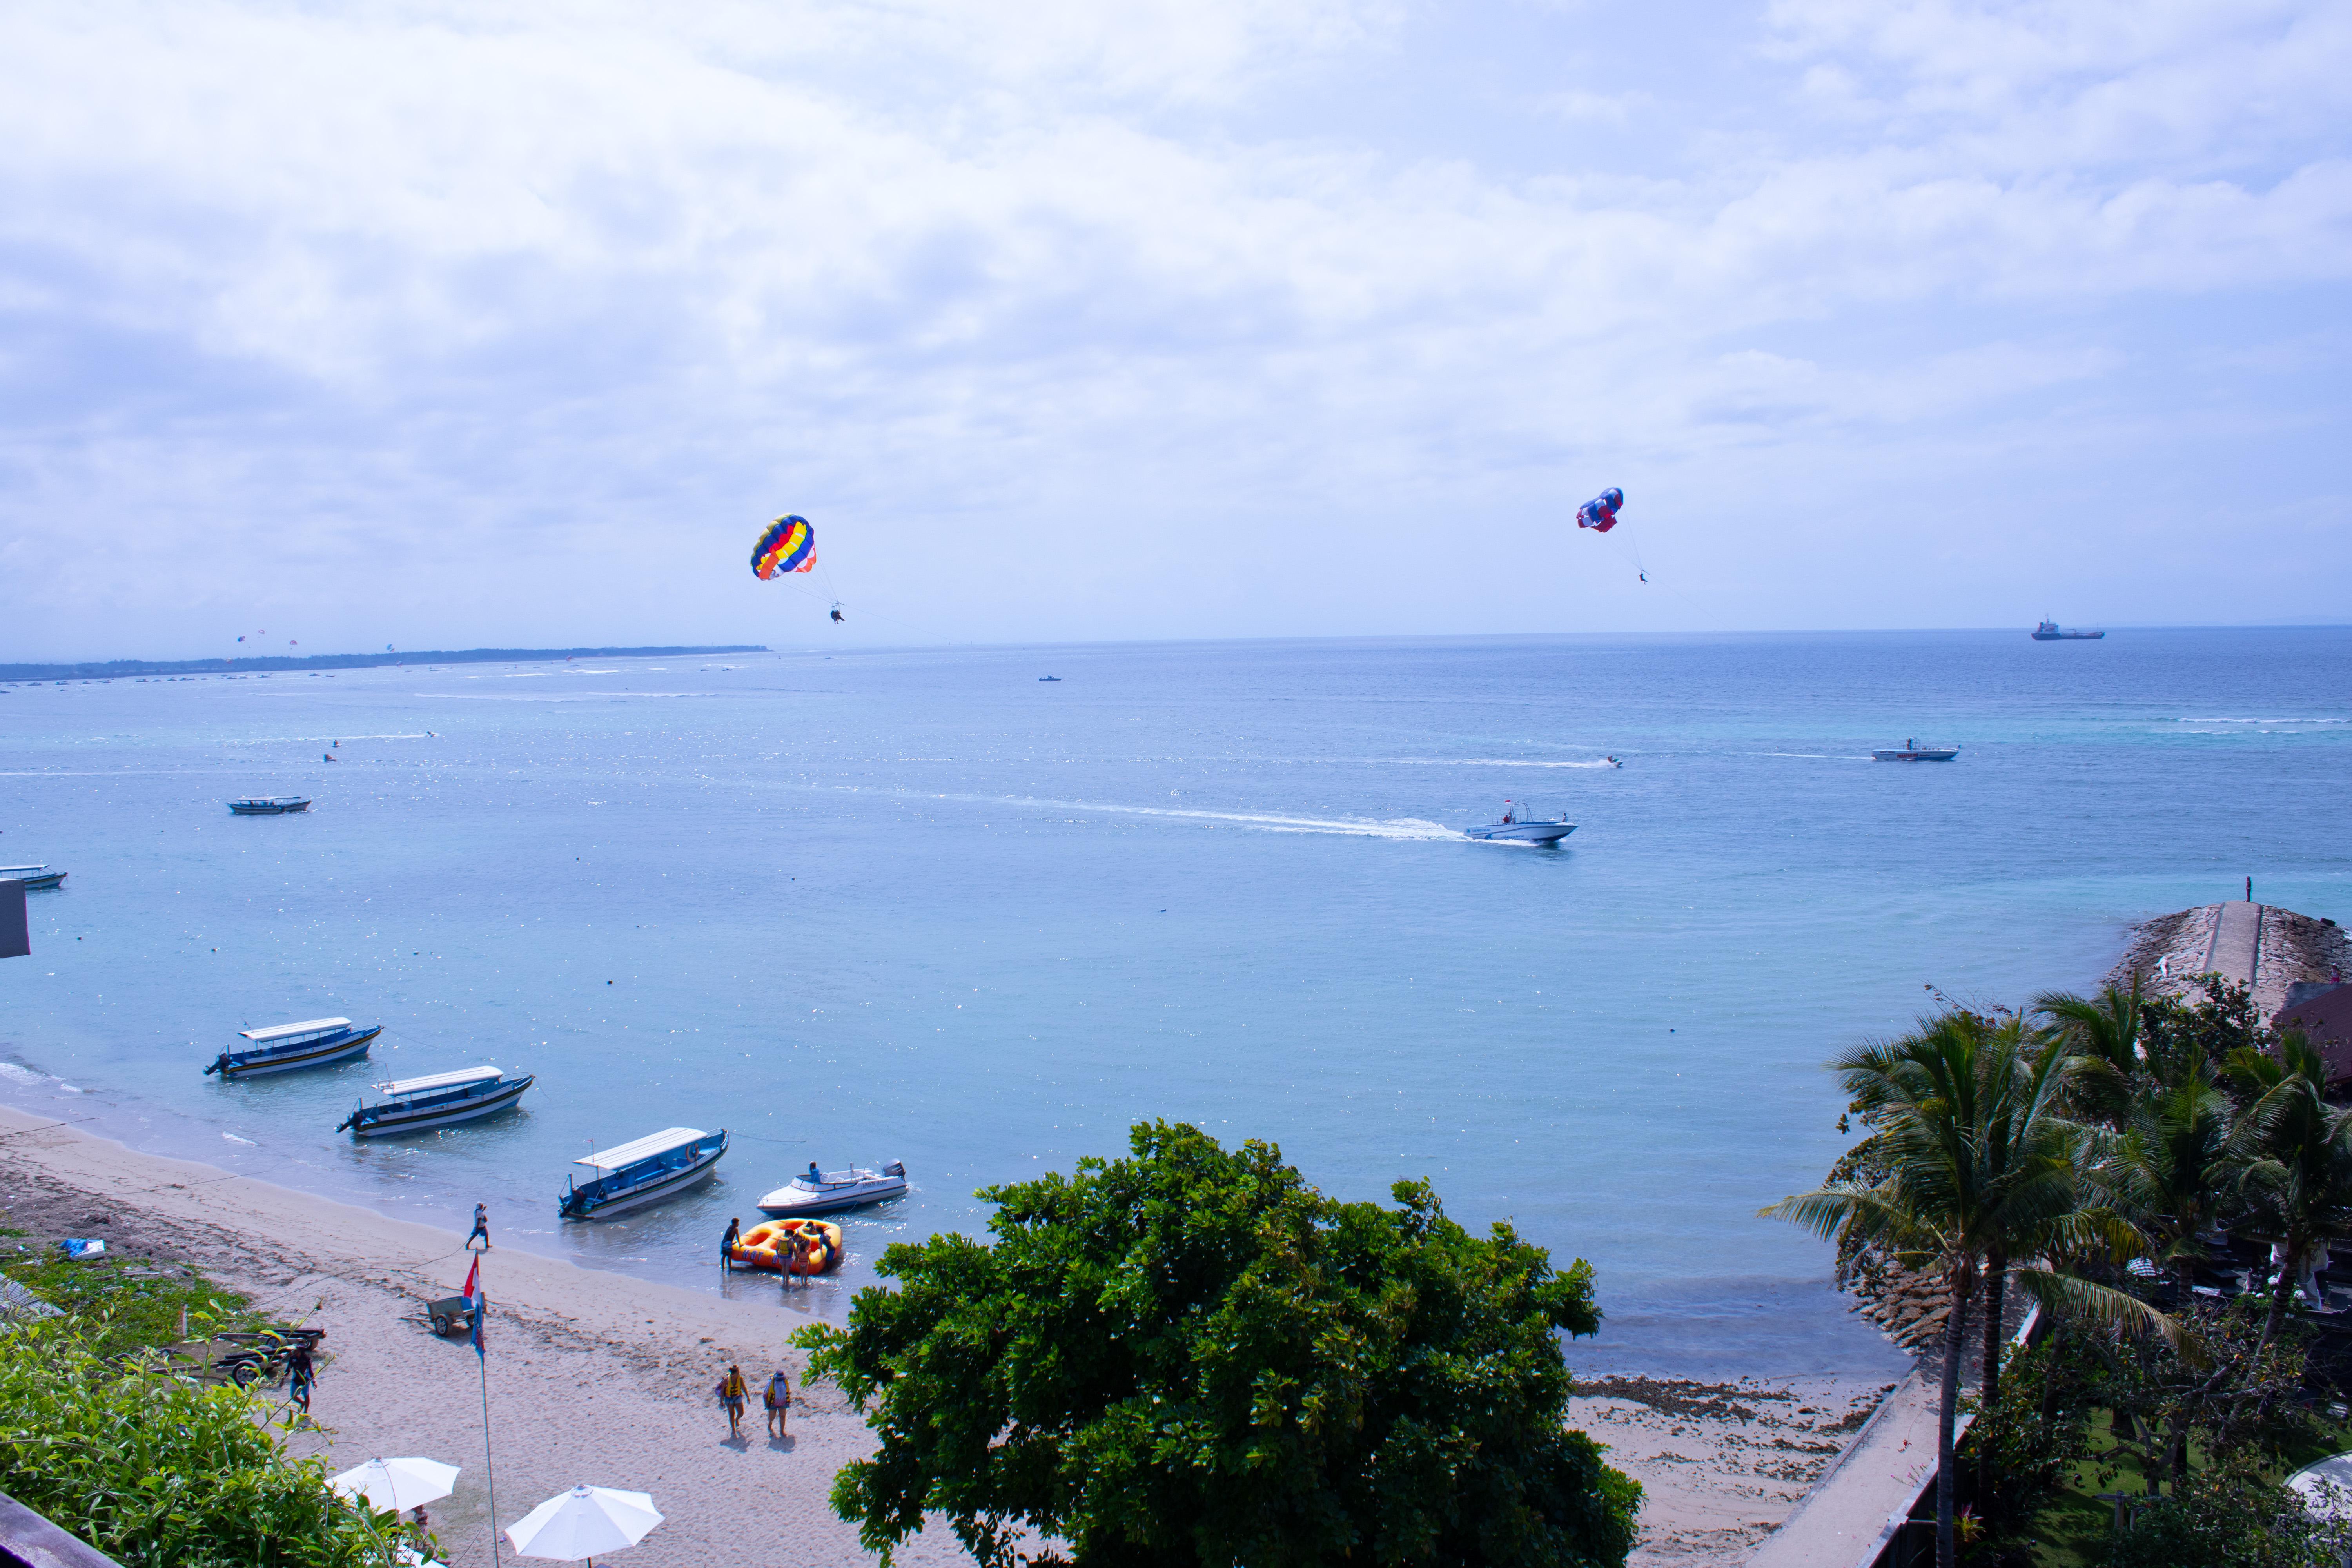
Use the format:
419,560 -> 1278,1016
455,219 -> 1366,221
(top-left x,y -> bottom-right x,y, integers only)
1,0 -> 2345,658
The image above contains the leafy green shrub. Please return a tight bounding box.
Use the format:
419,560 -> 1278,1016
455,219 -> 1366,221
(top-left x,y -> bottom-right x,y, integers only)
799,1120 -> 1640,1568
0,1314 -> 398,1567
2107,1455 -> 2352,1568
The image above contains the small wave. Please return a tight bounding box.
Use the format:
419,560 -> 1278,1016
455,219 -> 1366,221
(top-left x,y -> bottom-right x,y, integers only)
1756,752 -> 1874,761
222,1132 -> 258,1145
0,1062 -> 49,1087
222,734 -> 433,745
2177,716 -> 2347,725
1081,802 -> 1460,839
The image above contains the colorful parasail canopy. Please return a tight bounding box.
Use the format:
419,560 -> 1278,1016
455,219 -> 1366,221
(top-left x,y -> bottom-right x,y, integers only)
751,515 -> 817,579
1575,488 -> 1624,533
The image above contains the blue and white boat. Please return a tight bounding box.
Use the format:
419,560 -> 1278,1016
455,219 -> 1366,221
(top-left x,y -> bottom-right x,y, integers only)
228,797 -> 311,815
559,1127 -> 728,1220
206,1017 -> 381,1078
0,865 -> 66,891
337,1065 -> 535,1137
1462,802 -> 1577,845
757,1160 -> 908,1217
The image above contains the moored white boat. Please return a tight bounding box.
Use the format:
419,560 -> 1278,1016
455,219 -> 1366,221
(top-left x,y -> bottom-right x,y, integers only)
337,1065 -> 535,1136
207,1018 -> 381,1078
757,1161 -> 908,1217
559,1127 -> 728,1220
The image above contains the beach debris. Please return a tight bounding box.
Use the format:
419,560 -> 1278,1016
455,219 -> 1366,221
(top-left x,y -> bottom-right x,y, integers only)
330,1456 -> 459,1514
505,1485 -> 663,1561
58,1238 -> 105,1260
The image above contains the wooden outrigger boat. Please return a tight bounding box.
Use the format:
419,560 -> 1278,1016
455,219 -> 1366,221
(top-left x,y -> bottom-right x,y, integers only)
228,797 -> 311,815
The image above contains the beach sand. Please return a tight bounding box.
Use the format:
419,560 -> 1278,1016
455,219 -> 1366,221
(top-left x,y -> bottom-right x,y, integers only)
0,1103 -> 1897,1566
1567,1375 -> 1896,1565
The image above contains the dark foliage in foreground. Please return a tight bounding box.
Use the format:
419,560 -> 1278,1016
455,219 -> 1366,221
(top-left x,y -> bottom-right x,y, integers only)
798,1120 -> 1639,1568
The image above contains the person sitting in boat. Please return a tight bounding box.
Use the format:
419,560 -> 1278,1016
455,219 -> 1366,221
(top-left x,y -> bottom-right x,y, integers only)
1499,801 -> 1514,824
806,1161 -> 822,1183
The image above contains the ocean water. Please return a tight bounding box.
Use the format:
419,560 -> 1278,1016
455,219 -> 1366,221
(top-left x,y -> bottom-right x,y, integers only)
4,629 -> 2348,1378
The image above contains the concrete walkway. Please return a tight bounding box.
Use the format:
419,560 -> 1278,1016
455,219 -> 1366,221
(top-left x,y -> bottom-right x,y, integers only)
2206,899 -> 2263,989
1742,1365 -> 1947,1568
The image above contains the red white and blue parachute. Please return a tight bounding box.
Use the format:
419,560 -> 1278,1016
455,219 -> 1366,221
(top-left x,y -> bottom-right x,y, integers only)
750,515 -> 816,579
1575,488 -> 1624,533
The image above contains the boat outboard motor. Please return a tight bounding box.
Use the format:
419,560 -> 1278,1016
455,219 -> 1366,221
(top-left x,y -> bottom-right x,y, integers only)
883,1160 -> 906,1178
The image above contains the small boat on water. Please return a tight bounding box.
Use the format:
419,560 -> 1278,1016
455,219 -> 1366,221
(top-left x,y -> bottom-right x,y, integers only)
727,1217 -> 843,1272
1462,802 -> 1577,845
229,797 -> 311,815
1873,739 -> 1960,762
1038,675 -> 1062,682
560,1127 -> 728,1220
2030,620 -> 2105,641
0,866 -> 66,891
337,1065 -> 535,1136
207,1017 -> 381,1078
757,1161 -> 909,1217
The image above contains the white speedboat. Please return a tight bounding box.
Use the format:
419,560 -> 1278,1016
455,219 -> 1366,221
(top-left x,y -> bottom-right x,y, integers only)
1872,739 -> 1959,762
1462,802 -> 1576,845
757,1161 -> 908,1217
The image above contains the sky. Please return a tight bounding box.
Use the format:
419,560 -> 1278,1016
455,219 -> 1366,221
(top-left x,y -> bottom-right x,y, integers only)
0,0 -> 2346,659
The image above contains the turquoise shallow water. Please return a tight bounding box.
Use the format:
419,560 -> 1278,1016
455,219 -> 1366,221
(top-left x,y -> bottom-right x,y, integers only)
3,630 -> 2347,1377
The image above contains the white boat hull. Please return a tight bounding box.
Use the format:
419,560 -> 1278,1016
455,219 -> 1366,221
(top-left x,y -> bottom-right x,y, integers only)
757,1176 -> 908,1217
1462,822 -> 1577,844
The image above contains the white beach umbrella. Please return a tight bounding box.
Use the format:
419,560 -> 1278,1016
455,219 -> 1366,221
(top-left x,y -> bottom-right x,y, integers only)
504,1485 -> 664,1563
330,1456 -> 460,1513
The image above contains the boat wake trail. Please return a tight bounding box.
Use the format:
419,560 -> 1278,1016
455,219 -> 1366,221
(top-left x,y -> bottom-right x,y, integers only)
1383,757 -> 1620,769
819,784 -> 1460,840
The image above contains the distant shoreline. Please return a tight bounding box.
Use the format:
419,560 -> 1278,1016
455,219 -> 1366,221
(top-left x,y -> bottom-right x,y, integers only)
0,644 -> 768,683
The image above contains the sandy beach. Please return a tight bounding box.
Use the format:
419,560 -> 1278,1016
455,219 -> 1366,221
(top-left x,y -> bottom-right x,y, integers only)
0,1101 -> 1907,1567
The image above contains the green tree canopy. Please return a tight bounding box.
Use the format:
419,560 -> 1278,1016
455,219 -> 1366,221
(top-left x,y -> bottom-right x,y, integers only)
797,1121 -> 1639,1568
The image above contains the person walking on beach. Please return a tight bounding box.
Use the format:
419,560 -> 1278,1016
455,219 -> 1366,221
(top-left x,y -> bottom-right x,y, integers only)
715,1363 -> 749,1440
783,1234 -> 803,1290
764,1367 -> 791,1438
466,1203 -> 491,1251
720,1216 -> 740,1265
286,1345 -> 315,1419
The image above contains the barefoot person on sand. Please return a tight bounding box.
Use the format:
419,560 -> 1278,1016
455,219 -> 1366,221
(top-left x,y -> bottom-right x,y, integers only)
715,1363 -> 749,1440
764,1367 -> 790,1437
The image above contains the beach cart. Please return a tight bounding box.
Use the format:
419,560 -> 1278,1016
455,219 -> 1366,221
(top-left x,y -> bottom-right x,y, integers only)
426,1295 -> 475,1338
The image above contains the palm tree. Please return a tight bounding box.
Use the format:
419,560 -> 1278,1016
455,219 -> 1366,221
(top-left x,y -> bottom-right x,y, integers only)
2095,1040 -> 2260,1300
2037,982 -> 2150,1129
1766,1011 -> 2168,1568
2232,1033 -> 2352,1353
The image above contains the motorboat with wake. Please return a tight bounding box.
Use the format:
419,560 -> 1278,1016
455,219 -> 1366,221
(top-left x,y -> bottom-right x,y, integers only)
337,1065 -> 535,1136
757,1161 -> 908,1217
206,1017 -> 381,1078
559,1127 -> 727,1219
1462,802 -> 1577,845
1872,739 -> 1960,762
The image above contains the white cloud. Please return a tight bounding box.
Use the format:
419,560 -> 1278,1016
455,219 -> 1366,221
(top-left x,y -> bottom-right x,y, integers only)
0,0 -> 2345,655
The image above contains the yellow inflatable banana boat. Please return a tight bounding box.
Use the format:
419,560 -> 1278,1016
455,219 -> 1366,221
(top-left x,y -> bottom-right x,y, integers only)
728,1218 -> 842,1274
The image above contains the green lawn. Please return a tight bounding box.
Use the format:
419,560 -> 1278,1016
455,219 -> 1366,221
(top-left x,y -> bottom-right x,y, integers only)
2,1247 -> 272,1358
2020,1408 -> 2352,1566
